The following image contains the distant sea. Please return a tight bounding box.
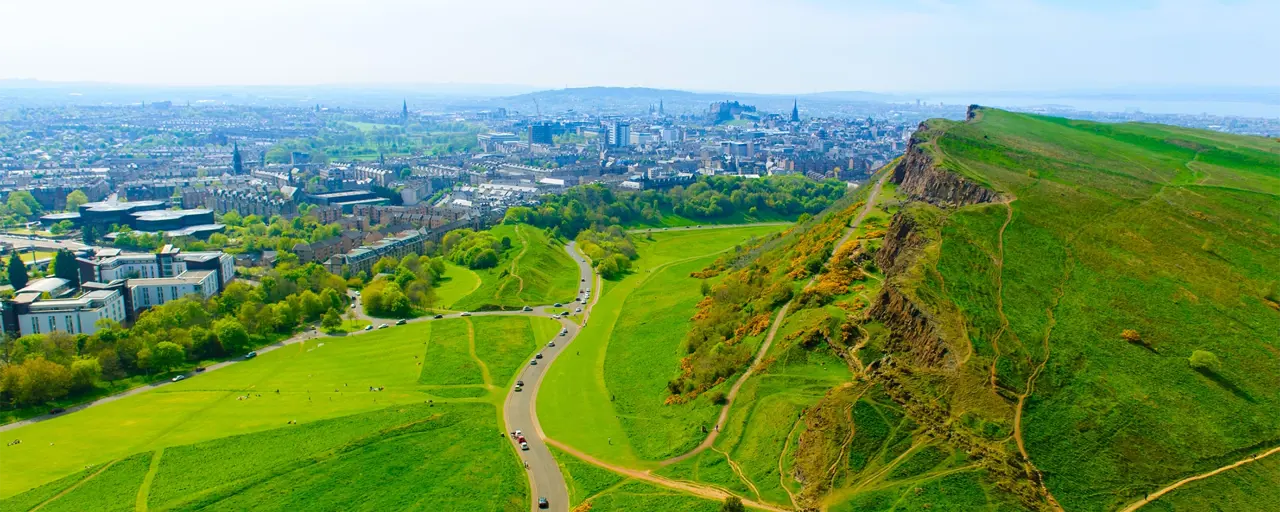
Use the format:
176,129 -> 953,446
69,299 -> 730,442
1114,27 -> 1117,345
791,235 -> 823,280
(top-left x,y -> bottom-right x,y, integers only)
917,95 -> 1280,119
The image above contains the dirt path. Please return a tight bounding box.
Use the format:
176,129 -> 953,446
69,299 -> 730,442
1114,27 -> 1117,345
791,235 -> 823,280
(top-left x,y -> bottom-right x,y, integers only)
545,438 -> 789,512
1120,445 -> 1280,512
658,174 -> 888,469
507,225 -> 530,300
987,199 -> 1016,387
30,457 -> 120,512
464,318 -> 494,388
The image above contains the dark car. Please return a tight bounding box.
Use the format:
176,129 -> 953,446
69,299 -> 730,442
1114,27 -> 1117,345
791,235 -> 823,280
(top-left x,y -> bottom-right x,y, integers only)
538,497 -> 549,509
535,353 -> 543,359
49,407 -> 66,414
195,367 -> 206,372
516,380 -> 524,386
433,314 -> 443,319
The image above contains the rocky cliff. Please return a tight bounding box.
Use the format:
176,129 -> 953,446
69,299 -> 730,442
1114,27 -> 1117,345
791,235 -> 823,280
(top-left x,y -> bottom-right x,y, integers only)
891,123 -> 1001,206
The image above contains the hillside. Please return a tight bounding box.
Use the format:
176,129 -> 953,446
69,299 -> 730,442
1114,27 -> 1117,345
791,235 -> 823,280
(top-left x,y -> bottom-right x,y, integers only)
868,107 -> 1280,510
657,107 -> 1280,511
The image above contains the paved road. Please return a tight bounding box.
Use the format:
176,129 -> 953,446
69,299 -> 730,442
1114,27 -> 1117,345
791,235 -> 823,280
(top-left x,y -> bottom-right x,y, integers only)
503,241 -> 596,512
0,234 -> 88,252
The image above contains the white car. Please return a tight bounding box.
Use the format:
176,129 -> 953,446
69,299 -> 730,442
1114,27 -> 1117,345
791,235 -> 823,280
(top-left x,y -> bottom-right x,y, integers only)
575,307 -> 582,313
460,312 -> 472,317
171,375 -> 186,382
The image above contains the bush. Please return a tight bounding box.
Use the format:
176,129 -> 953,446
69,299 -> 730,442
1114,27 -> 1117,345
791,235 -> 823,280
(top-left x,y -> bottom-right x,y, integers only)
706,391 -> 727,405
1188,350 -> 1220,371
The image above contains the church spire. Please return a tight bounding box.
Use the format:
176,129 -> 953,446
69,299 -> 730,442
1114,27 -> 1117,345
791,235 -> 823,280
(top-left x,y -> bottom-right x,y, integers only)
401,99 -> 409,121
791,99 -> 800,123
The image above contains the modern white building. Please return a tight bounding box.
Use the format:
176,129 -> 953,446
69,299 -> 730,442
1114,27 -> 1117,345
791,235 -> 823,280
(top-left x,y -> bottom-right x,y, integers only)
14,289 -> 127,336
127,270 -> 219,314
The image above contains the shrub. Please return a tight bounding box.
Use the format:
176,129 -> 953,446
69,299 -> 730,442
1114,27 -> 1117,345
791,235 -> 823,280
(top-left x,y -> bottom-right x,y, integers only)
1188,350 -> 1220,371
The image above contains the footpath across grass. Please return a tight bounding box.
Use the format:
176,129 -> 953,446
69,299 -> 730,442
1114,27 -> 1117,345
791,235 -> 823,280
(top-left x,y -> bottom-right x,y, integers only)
538,225 -> 787,467
454,224 -> 578,311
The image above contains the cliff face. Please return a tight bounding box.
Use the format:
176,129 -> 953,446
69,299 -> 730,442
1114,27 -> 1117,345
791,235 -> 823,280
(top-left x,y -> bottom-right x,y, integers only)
871,125 -> 998,370
891,125 -> 1000,207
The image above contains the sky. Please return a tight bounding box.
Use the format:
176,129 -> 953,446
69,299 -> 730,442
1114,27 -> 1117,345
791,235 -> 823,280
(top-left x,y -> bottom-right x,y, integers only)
1,0 -> 1277,94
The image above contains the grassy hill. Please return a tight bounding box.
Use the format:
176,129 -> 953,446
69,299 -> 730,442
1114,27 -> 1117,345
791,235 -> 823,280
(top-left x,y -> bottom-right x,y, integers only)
453,224 -> 579,311
877,107 -> 1280,510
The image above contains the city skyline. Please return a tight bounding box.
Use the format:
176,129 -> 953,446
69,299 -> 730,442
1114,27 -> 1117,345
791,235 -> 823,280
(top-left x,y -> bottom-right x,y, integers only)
2,0 -> 1278,94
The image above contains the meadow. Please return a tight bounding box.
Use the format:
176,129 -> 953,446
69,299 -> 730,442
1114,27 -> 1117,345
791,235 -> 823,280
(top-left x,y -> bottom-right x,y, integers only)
550,446 -> 724,512
453,224 -> 578,311
435,261 -> 481,310
537,225 -> 786,466
0,315 -> 559,509
907,110 -> 1280,510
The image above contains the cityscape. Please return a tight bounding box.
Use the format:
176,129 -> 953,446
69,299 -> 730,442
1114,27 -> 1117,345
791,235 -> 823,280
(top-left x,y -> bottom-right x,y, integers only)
1,1 -> 1278,512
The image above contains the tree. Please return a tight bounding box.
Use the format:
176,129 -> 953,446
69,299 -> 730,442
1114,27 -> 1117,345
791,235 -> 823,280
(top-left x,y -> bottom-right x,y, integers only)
7,252 -> 28,291
215,319 -> 251,354
321,308 -> 342,331
52,249 -> 79,283
470,249 -> 499,270
151,342 -> 186,373
1189,350 -> 1221,372
501,236 -> 512,250
65,190 -> 89,210
69,357 -> 103,391
0,356 -> 72,406
720,496 -> 745,512
82,224 -> 97,245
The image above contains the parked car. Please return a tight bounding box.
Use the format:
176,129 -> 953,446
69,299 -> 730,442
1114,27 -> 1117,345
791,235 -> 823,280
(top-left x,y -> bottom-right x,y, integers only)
547,341 -> 555,348
350,303 -> 356,309
517,380 -> 524,387
520,442 -> 529,451
434,314 -> 443,319
522,306 -> 533,312
363,325 -> 373,331
535,353 -> 543,359
395,319 -> 407,325
516,435 -> 527,444
171,375 -> 186,382
575,307 -> 582,313
460,312 -> 472,317
378,324 -> 389,329
530,359 -> 538,366
49,407 -> 66,415
553,303 -> 562,307
560,329 -> 568,336
195,367 -> 206,372
514,385 -> 522,392
245,351 -> 258,359
538,497 -> 549,509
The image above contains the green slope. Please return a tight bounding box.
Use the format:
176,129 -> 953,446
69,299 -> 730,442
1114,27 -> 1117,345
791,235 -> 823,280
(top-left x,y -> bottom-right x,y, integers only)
885,108 -> 1280,510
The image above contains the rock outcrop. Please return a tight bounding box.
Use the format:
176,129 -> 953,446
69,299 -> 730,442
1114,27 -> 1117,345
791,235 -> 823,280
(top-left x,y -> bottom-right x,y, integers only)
868,285 -> 953,368
891,124 -> 1000,207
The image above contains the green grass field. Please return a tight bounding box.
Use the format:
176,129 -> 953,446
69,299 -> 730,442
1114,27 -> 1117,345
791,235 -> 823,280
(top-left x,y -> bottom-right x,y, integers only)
0,315 -> 558,508
873,109 -> 1280,509
454,224 -> 579,311
436,261 -> 482,309
538,225 -> 786,467
550,446 -> 725,511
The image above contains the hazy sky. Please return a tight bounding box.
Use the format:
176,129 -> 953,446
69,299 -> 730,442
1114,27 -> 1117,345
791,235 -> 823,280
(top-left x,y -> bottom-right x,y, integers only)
2,0 -> 1276,94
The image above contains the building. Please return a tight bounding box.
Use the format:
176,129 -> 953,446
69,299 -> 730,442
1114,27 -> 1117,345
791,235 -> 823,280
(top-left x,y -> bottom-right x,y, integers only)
126,270 -> 219,315
606,122 -> 631,148
528,123 -> 554,145
5,289 -> 128,337
477,132 -> 520,151
77,246 -> 236,292
308,190 -> 389,212
323,229 -> 428,277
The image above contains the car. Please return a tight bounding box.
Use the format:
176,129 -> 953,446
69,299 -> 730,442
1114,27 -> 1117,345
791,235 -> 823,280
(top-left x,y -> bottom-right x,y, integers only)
434,314 -> 443,319
363,325 -> 373,331
530,359 -> 538,366
535,353 -> 543,359
49,407 -> 66,415
520,442 -> 529,451
514,429 -> 523,436
516,380 -> 524,387
514,385 -> 522,392
378,324 -> 389,329
522,305 -> 533,312
195,366 -> 206,372
560,329 -> 568,336
547,341 -> 555,347
171,375 -> 186,382
553,303 -> 562,307
581,278 -> 585,282
245,351 -> 258,359
460,312 -> 472,317
575,307 -> 583,313
538,497 -> 549,509
551,314 -> 560,319
516,435 -> 527,443
395,319 -> 407,325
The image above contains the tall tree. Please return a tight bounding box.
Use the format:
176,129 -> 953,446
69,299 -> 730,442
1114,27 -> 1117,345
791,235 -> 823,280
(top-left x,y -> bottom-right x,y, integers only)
65,190 -> 89,210
52,249 -> 79,283
231,142 -> 244,174
82,224 -> 97,245
7,252 -> 28,291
